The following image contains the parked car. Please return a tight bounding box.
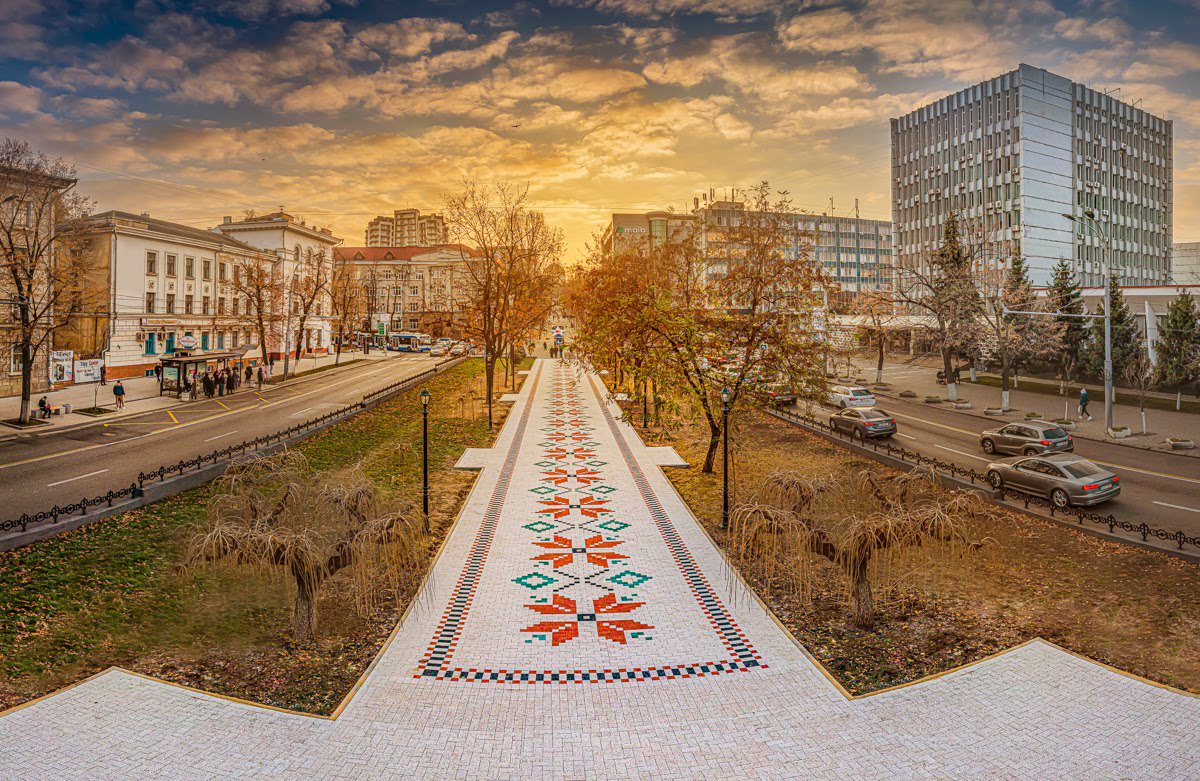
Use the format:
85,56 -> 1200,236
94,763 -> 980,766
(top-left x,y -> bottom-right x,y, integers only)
980,421 -> 1073,456
985,453 -> 1120,508
829,407 -> 896,439
450,343 -> 467,356
756,381 -> 797,407
828,385 -> 875,408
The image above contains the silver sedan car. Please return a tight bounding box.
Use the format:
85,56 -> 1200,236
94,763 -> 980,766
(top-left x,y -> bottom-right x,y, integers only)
985,453 -> 1120,509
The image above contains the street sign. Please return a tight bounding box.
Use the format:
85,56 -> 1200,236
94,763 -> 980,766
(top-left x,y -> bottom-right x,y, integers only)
377,321 -> 386,335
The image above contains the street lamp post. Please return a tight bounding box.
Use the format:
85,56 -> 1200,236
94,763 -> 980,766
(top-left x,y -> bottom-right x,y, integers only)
720,387 -> 730,530
643,378 -> 648,429
281,263 -> 300,381
421,388 -> 431,533
1066,210 -> 1114,431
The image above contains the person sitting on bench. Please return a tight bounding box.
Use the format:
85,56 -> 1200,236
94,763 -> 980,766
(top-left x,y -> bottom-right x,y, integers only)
38,396 -> 51,419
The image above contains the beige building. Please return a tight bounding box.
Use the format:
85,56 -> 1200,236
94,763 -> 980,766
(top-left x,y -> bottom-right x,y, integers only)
1173,242 -> 1200,284
364,209 -> 448,247
335,245 -> 476,338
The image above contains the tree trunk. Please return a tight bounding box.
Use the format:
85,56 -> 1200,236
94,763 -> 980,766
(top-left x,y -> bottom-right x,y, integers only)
292,572 -> 319,642
875,337 -> 885,385
941,345 -> 958,402
1000,353 -> 1011,411
485,356 -> 495,429
18,342 -> 32,424
334,324 -> 343,366
848,557 -> 875,629
702,420 -> 720,474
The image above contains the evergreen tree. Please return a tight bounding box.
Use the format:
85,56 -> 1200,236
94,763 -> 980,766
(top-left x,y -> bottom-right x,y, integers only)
1047,258 -> 1085,387
1155,291 -> 1199,391
1082,277 -> 1141,382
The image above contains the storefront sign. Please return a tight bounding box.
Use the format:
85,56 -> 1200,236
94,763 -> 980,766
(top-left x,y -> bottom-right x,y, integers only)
74,358 -> 104,383
178,334 -> 199,350
50,350 -> 74,383
615,226 -> 647,234
143,318 -> 181,326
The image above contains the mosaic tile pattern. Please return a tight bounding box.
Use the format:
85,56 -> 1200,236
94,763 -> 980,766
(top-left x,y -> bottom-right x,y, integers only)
1,358 -> 1197,780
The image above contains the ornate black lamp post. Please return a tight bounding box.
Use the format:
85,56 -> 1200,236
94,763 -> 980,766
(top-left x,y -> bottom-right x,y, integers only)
421,388 -> 430,533
721,386 -> 730,530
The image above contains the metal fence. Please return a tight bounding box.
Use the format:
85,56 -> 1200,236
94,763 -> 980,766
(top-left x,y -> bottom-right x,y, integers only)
1,359 -> 459,538
771,406 -> 1200,553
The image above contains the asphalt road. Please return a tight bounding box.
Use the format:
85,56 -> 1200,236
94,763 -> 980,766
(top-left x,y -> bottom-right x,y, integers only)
796,392 -> 1200,552
0,353 -> 444,523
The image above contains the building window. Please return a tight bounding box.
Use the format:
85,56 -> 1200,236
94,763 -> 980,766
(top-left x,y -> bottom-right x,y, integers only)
145,292 -> 156,314
9,345 -> 21,375
315,302 -> 322,316
185,257 -> 195,278
410,286 -> 419,295
231,331 -> 239,348
144,333 -> 156,356
217,332 -> 225,349
202,296 -> 210,315
166,294 -> 176,314
185,294 -> 193,314
203,259 -> 211,280
219,262 -> 227,281
146,251 -> 157,274
166,254 -> 177,276
232,298 -> 239,316
217,297 -> 226,315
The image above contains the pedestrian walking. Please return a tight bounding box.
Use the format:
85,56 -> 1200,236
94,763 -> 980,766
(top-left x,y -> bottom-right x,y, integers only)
154,363 -> 162,383
225,371 -> 235,396
202,372 -> 215,399
258,365 -> 266,389
113,380 -> 126,411
1078,387 -> 1092,421
217,369 -> 226,397
99,364 -> 107,386
244,365 -> 252,385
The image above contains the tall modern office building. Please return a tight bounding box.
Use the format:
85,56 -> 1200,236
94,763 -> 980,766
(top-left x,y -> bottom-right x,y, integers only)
891,64 -> 1173,287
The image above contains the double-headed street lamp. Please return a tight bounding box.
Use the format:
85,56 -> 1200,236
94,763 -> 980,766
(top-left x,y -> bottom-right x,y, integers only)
720,386 -> 730,530
421,388 -> 431,534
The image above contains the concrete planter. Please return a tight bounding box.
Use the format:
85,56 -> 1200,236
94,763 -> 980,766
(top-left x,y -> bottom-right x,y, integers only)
952,400 -> 973,409
1025,412 -> 1043,420
1165,437 -> 1195,450
924,395 -> 943,404
1108,427 -> 1131,439
899,390 -> 917,398
984,407 -> 1005,416
1054,419 -> 1077,431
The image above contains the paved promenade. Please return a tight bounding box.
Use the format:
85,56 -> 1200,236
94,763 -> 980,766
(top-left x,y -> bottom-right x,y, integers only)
1,359 -> 1196,779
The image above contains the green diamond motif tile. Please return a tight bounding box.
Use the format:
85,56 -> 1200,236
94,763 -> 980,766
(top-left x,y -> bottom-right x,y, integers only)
588,484 -> 617,495
608,570 -> 652,589
513,572 -> 557,590
586,460 -> 608,467
534,460 -> 557,468
523,520 -> 557,533
528,485 -> 559,495
596,519 -> 629,533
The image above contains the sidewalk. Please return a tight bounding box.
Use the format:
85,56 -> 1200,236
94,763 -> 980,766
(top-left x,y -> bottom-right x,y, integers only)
0,349 -> 386,436
853,356 -> 1200,455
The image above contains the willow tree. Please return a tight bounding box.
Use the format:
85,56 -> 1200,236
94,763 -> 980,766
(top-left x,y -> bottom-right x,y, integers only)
445,181 -> 563,428
730,469 -> 994,628
186,451 -> 424,642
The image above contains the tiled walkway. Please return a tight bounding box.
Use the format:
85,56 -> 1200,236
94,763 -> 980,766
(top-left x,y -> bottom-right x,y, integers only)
2,359 -> 1196,779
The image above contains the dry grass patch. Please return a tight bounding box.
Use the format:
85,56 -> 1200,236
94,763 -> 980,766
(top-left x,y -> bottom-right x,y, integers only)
662,405 -> 1200,695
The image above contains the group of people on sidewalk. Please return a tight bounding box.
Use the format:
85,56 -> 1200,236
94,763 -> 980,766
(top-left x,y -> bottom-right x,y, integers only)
197,366 -> 259,399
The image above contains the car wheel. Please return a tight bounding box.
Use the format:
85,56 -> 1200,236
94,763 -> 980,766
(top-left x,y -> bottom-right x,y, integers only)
852,428 -> 864,441
839,399 -> 846,408
1051,488 -> 1070,509
981,438 -> 995,454
1023,447 -> 1039,456
987,470 -> 1003,489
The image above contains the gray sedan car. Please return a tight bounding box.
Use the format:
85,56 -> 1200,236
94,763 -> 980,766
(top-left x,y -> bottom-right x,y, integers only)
980,420 -> 1073,456
985,453 -> 1120,508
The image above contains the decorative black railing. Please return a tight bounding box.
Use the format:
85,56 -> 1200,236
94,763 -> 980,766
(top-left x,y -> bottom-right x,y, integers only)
770,406 -> 1200,553
2,358 -> 462,538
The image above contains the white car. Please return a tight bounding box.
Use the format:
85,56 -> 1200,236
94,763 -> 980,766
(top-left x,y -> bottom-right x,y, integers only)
829,385 -> 875,408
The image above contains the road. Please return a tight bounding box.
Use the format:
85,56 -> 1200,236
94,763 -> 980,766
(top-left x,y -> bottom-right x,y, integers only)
795,386 -> 1200,552
0,353 -> 444,524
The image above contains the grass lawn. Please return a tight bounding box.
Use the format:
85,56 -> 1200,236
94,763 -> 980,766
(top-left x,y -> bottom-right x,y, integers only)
0,357 -> 531,714
660,404 -> 1200,696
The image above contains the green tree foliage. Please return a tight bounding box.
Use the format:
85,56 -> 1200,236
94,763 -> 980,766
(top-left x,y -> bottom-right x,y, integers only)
1046,258 -> 1086,386
1155,291 -> 1199,391
1082,277 -> 1141,382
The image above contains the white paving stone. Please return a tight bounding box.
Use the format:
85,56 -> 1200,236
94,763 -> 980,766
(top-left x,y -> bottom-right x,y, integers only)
1,358 -> 1197,779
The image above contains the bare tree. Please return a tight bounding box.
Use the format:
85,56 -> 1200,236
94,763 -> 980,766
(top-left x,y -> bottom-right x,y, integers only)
291,247 -> 330,360
730,469 -> 993,628
228,252 -> 281,367
1121,349 -> 1156,435
890,214 -> 981,402
185,451 -> 423,642
849,290 -> 898,385
0,139 -> 96,424
329,259 -> 364,365
444,181 -> 564,428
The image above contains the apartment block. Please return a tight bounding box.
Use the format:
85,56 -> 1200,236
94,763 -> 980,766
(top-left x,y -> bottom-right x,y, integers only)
364,209 -> 448,247
891,63 -> 1173,287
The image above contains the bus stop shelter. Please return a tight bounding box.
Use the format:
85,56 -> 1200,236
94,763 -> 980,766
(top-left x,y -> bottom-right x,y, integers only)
158,349 -> 256,399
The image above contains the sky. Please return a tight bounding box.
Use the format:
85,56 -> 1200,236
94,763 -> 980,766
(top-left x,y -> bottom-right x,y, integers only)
1,0 -> 1198,261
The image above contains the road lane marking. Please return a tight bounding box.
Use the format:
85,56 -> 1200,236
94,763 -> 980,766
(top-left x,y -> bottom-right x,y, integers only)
290,406 -> 315,417
934,444 -> 990,462
47,469 -> 109,487
1153,500 -> 1200,514
896,433 -> 917,440
204,430 -> 239,442
0,363 -> 432,471
217,401 -> 231,410
167,410 -> 178,423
